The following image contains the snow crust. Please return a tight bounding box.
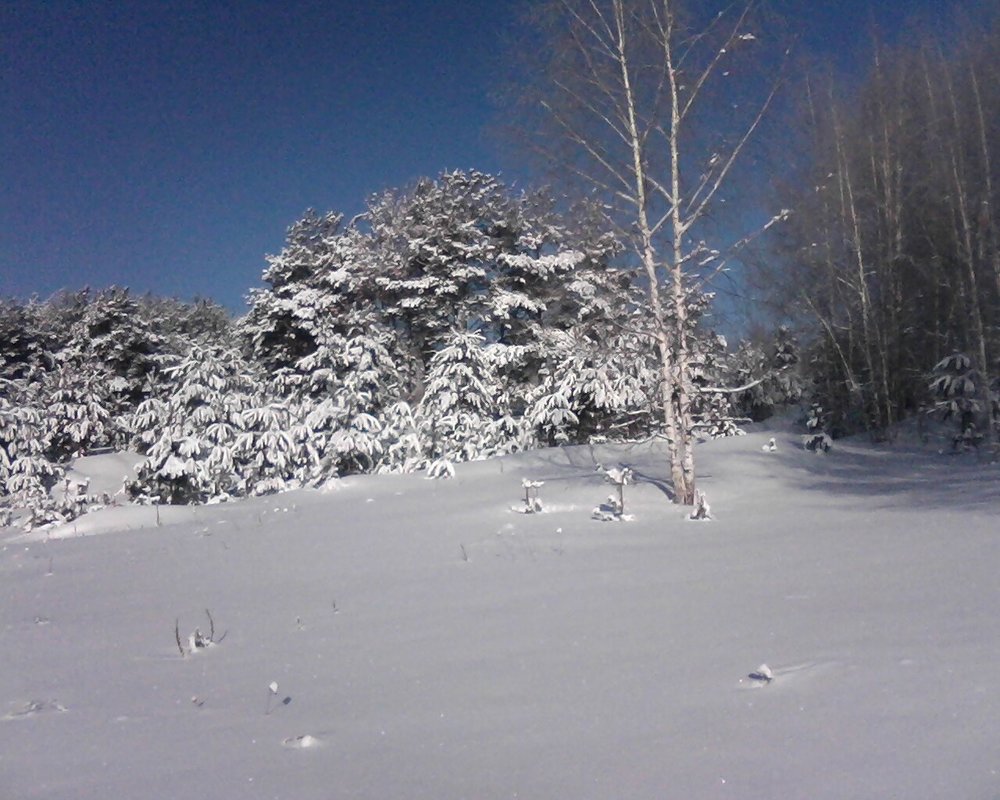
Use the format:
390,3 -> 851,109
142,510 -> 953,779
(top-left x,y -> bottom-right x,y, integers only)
2,425 -> 999,798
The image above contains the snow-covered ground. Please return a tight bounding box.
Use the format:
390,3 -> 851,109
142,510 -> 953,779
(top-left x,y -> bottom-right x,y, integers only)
2,423 -> 998,799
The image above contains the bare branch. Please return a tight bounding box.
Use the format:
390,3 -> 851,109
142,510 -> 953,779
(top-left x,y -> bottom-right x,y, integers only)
682,50 -> 788,228
679,2 -> 756,121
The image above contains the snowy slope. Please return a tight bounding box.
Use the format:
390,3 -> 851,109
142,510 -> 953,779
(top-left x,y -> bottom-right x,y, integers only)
1,427 -> 999,799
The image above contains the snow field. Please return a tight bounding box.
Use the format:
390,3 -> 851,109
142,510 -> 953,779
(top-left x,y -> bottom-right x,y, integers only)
1,427 -> 999,799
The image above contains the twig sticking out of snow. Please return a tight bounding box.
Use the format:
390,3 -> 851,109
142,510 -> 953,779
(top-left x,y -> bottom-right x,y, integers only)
175,609 -> 224,657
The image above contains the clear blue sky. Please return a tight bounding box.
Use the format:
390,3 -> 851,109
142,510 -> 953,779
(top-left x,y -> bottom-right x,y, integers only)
1,0 -> 987,312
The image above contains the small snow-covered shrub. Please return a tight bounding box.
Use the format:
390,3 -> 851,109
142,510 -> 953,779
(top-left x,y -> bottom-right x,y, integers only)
425,458 -> 455,480
803,433 -> 832,453
513,479 -> 544,513
927,353 -> 995,449
688,490 -> 712,520
591,465 -> 634,521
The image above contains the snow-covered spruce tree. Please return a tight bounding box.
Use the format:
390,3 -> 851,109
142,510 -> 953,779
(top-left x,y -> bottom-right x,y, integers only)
301,326 -> 400,478
242,211 -> 366,375
726,326 -> 803,422
232,401 -> 314,496
39,354 -> 116,461
928,353 -> 995,445
0,385 -> 62,527
369,171 -> 516,384
377,401 -> 424,473
416,329 -> 508,473
526,327 -> 654,445
129,345 -> 258,504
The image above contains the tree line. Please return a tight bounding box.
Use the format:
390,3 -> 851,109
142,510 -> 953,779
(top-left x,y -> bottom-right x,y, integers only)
760,13 -> 1000,440
7,0 -> 995,528
0,170 -> 797,527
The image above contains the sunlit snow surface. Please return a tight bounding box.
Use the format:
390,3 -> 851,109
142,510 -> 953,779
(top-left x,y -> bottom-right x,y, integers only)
2,424 -> 999,799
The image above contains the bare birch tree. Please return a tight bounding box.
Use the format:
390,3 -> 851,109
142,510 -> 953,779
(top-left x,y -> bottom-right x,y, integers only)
764,13 -> 1000,443
511,0 -> 785,503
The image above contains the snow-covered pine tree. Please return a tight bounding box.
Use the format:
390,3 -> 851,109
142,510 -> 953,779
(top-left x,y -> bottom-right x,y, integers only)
377,401 -> 424,473
726,327 -> 803,422
417,329 -> 505,472
0,384 -> 62,527
242,211 -> 403,483
372,173 -> 504,322
526,327 -> 654,445
232,401 -> 306,496
40,354 -> 116,461
243,173 -> 645,473
77,287 -> 165,413
504,202 -> 650,446
369,171 -> 528,398
129,345 -> 257,504
302,326 -> 399,479
928,353 -> 995,447
689,332 -> 746,439
243,211 -> 366,375
137,295 -> 235,350
0,298 -> 49,382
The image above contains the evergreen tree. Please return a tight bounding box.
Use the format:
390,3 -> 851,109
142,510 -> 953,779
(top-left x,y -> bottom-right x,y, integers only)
377,401 -> 424,473
232,401 -> 309,496
416,329 -> 506,470
243,211 -> 368,374
0,384 -> 62,527
129,345 -> 257,503
40,354 -> 116,460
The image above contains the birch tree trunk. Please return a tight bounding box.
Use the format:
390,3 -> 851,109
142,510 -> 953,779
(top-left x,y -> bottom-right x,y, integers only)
513,0 -> 784,504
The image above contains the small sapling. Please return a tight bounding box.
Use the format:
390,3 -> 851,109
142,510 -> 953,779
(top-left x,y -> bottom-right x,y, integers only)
591,466 -> 634,521
513,479 -> 544,514
688,491 -> 712,521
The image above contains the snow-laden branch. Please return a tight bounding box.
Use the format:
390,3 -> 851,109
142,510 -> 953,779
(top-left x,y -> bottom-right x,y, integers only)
696,376 -> 766,394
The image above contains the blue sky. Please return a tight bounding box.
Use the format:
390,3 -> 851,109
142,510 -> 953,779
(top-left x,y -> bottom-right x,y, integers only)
1,0 -> 988,312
